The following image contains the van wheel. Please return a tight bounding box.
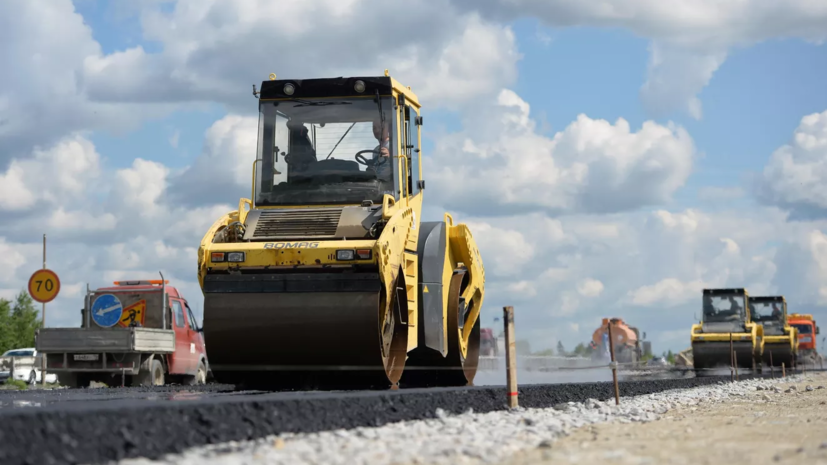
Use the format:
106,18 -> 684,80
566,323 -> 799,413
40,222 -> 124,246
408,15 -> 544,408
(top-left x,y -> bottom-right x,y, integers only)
132,358 -> 165,386
186,361 -> 207,385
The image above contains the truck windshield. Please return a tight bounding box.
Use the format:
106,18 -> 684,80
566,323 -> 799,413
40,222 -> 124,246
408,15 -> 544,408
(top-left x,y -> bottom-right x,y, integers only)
750,302 -> 785,323
255,97 -> 397,206
702,294 -> 746,322
792,323 -> 813,334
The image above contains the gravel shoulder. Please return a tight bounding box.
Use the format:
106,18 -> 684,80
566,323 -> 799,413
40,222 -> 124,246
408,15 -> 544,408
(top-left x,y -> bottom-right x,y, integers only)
504,372 -> 827,465
118,375 -> 809,465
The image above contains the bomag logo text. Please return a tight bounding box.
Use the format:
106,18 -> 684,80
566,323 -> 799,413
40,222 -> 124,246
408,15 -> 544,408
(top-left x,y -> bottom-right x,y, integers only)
264,242 -> 320,250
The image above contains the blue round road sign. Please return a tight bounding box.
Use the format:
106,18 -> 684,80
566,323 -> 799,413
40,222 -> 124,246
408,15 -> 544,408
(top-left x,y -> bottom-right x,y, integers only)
91,294 -> 123,328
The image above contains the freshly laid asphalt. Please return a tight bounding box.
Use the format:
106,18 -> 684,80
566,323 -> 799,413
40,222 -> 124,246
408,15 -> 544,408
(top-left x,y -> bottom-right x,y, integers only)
0,375 -> 754,465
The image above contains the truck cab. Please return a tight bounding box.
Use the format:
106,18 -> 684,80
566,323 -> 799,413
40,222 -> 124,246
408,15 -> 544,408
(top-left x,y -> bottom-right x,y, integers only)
788,313 -> 820,363
36,279 -> 209,388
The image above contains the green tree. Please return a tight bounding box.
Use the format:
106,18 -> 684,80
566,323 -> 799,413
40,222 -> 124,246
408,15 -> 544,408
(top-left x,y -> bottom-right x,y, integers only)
572,342 -> 594,358
515,339 -> 532,356
11,290 -> 41,348
0,290 -> 42,354
556,341 -> 567,356
0,298 -> 12,354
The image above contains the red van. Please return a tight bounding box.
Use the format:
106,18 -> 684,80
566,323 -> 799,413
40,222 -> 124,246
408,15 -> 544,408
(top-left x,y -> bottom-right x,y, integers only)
36,278 -> 209,388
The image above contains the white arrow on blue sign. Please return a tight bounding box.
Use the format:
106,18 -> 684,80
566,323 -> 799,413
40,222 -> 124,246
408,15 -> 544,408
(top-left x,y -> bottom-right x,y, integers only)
91,294 -> 123,328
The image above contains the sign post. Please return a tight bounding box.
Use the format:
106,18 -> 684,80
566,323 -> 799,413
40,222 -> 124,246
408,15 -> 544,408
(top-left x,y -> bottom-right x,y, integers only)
28,234 -> 60,386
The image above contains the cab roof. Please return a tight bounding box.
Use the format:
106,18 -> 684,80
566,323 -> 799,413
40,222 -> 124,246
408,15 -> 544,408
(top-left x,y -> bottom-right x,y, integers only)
258,74 -> 421,107
95,280 -> 181,297
750,296 -> 785,303
703,288 -> 747,295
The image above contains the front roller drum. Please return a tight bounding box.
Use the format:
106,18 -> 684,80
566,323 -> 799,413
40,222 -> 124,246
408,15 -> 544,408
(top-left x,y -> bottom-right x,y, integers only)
762,344 -> 794,368
692,341 -> 755,374
202,272 -> 408,390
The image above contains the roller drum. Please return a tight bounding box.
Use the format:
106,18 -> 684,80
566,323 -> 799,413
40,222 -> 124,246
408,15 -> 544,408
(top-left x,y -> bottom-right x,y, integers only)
762,343 -> 794,368
202,272 -> 407,389
692,341 -> 755,371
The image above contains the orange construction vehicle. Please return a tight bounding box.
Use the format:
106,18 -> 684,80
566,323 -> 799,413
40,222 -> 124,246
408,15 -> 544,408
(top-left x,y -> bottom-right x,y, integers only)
788,313 -> 821,365
480,328 -> 498,357
591,318 -> 648,364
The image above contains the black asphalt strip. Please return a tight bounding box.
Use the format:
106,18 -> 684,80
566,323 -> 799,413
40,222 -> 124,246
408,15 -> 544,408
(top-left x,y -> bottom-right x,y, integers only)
0,375 -> 756,465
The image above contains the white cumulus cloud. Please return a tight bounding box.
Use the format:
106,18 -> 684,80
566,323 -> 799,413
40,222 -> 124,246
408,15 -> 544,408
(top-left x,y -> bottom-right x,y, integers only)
757,109 -> 827,218
428,89 -> 695,216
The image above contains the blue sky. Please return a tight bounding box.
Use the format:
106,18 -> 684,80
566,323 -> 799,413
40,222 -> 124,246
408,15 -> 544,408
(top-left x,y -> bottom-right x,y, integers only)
3,1 -> 827,355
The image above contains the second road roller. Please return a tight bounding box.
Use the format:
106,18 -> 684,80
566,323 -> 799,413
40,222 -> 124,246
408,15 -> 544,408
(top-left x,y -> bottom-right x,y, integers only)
691,288 -> 763,373
749,295 -> 798,368
197,71 -> 485,389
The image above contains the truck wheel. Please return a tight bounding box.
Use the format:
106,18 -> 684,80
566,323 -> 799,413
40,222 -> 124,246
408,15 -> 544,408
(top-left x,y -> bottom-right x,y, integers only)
149,359 -> 164,385
186,361 -> 207,385
133,358 -> 165,386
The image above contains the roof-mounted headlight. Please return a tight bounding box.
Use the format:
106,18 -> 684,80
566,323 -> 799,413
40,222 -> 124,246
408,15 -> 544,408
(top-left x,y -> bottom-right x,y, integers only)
354,80 -> 366,93
283,83 -> 295,95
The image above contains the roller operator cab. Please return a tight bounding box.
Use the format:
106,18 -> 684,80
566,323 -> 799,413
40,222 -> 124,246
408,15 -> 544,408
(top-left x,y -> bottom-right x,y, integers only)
749,296 -> 798,368
197,72 -> 486,389
691,288 -> 764,373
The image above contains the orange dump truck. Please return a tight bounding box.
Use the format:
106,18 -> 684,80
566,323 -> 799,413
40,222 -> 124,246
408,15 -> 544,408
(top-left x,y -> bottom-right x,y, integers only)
591,318 -> 647,364
788,313 -> 820,364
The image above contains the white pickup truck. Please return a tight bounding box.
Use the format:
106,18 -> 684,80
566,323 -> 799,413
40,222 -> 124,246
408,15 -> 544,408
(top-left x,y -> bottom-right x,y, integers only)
0,348 -> 58,385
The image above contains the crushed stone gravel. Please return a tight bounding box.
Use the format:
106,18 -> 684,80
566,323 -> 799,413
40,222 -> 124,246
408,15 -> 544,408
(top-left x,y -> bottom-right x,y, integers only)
120,375 -> 804,465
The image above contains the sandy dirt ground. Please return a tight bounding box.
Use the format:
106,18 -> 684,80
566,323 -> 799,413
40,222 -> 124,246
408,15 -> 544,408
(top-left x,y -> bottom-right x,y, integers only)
503,372 -> 827,465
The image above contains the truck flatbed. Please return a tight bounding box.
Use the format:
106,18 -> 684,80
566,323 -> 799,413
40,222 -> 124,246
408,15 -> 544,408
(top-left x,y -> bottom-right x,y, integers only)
36,327 -> 175,354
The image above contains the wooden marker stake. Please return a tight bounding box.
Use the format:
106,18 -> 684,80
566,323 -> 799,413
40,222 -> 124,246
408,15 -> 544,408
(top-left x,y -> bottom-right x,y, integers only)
607,322 -> 620,405
770,351 -> 774,379
503,306 -> 518,409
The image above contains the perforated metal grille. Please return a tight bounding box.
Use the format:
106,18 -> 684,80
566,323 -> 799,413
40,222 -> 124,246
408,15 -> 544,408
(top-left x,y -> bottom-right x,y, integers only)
251,208 -> 342,239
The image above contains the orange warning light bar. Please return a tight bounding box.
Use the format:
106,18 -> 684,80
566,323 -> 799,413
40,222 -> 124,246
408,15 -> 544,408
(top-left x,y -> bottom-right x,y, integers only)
113,280 -> 170,286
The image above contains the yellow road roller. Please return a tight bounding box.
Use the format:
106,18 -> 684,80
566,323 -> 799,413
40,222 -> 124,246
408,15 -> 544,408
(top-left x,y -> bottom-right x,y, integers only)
197,72 -> 485,389
749,296 -> 798,368
691,288 -> 763,373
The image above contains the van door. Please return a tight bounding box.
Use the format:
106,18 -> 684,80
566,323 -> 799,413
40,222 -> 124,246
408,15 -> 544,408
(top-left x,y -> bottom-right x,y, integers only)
169,298 -> 194,375
184,301 -> 206,364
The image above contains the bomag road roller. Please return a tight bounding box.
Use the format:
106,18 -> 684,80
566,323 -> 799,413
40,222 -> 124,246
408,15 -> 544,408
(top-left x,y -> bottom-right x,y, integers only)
691,288 -> 763,374
197,72 -> 485,389
749,296 -> 798,368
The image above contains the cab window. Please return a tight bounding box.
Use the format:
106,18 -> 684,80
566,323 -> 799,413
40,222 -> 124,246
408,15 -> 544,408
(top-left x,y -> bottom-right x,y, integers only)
185,303 -> 198,331
172,300 -> 185,328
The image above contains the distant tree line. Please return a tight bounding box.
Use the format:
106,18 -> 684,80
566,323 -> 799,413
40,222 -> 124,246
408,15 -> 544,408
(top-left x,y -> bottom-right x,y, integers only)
0,291 -> 42,354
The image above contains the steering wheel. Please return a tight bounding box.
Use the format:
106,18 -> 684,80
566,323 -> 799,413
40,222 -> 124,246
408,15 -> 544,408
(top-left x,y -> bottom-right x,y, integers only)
355,149 -> 388,168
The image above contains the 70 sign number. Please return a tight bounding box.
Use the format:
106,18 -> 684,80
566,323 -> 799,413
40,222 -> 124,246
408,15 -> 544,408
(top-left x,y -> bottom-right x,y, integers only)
28,269 -> 60,303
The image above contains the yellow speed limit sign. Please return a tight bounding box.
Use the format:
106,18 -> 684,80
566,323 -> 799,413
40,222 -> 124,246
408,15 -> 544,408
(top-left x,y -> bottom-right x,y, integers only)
28,269 -> 60,303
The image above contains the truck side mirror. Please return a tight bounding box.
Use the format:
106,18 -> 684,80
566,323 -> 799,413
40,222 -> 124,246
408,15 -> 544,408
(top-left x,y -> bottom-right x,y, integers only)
817,326 -> 821,335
